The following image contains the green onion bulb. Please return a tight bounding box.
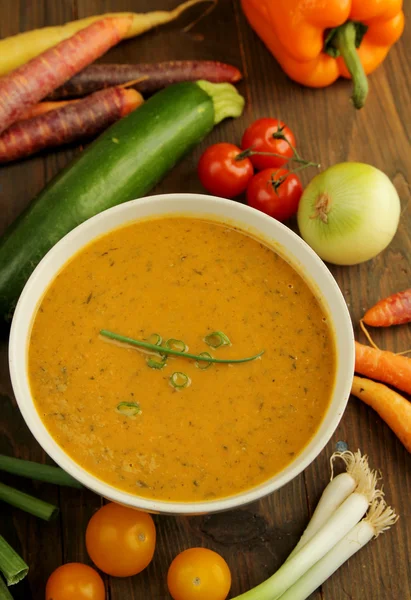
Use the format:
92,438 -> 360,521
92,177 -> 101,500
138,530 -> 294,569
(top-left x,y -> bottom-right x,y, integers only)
169,372 -> 191,390
204,331 -> 231,348
297,163 -> 401,265
195,352 -> 213,370
165,339 -> 187,352
116,402 -> 141,417
146,355 -> 167,369
145,333 -> 162,346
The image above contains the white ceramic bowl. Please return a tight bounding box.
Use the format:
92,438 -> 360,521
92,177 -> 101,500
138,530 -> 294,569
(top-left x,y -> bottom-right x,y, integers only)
9,194 -> 354,515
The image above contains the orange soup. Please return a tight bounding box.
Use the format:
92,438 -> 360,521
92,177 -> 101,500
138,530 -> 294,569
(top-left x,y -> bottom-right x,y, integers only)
28,217 -> 336,502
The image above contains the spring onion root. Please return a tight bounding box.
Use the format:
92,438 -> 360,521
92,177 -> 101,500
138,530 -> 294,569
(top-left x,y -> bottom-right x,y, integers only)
0,455 -> 82,488
0,536 -> 28,586
278,498 -> 398,600
0,482 -> 58,521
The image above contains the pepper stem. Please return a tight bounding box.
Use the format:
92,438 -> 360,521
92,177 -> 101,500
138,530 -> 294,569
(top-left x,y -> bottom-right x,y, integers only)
332,21 -> 368,109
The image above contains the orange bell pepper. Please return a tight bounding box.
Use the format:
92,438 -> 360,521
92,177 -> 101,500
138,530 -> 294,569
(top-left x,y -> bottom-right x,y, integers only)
241,0 -> 404,108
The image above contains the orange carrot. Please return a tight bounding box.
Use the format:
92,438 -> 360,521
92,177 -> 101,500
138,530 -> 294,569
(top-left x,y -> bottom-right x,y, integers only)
351,376 -> 411,452
355,341 -> 411,396
363,289 -> 411,327
0,16 -> 132,135
17,100 -> 79,122
0,87 -> 142,163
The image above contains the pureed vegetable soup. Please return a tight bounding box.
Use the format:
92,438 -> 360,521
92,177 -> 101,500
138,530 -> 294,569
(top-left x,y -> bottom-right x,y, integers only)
28,216 -> 336,502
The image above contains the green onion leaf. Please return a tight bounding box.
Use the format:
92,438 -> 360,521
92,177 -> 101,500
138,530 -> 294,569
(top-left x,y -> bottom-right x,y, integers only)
0,455 -> 82,489
146,355 -> 167,369
145,333 -> 162,346
204,331 -> 231,348
0,482 -> 58,522
195,352 -> 213,370
170,372 -> 191,390
116,402 -> 141,417
165,338 -> 187,352
0,536 -> 28,586
100,330 -> 264,364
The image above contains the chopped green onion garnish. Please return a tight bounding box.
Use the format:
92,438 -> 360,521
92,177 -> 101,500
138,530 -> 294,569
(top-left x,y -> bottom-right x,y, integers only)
0,455 -> 82,489
0,482 -> 58,522
204,331 -> 231,348
145,333 -> 162,346
170,372 -> 191,389
100,330 -> 264,364
116,402 -> 141,417
146,355 -> 167,369
0,576 -> 13,599
195,352 -> 213,370
165,338 -> 187,352
0,535 -> 28,586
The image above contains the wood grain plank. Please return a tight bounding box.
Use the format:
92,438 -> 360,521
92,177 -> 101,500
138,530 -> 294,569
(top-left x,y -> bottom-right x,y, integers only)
0,2 -> 80,599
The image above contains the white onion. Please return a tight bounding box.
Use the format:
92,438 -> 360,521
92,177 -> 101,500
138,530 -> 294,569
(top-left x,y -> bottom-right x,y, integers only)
297,162 -> 401,265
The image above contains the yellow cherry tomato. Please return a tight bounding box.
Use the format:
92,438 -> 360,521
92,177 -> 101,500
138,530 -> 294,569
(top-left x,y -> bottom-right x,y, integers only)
167,548 -> 231,600
45,563 -> 105,600
85,502 -> 156,577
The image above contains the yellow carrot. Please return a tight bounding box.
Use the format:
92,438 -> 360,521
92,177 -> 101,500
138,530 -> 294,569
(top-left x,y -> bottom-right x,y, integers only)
0,0 -> 211,77
351,375 -> 411,453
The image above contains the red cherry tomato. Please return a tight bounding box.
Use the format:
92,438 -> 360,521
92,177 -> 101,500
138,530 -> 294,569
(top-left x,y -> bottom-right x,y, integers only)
241,118 -> 296,170
246,168 -> 303,222
197,143 -> 254,198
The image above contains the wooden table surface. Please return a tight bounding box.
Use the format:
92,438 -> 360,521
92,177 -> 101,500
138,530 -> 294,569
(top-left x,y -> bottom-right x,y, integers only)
1,1 -> 410,599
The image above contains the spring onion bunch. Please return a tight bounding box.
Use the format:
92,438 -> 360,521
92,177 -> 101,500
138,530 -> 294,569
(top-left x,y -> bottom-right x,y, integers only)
232,450 -> 397,600
279,497 -> 398,600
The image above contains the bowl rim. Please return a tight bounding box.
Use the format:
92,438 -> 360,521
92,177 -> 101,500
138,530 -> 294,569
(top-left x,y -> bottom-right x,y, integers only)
9,193 -> 355,515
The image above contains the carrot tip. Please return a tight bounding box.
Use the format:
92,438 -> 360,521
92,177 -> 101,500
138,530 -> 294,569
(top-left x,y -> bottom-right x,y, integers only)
120,88 -> 144,116
231,68 -> 243,83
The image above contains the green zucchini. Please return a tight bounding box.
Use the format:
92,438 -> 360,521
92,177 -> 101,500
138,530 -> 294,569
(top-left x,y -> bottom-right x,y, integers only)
0,81 -> 244,320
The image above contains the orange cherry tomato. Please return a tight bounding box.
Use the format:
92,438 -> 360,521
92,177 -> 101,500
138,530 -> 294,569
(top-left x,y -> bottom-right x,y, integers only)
85,502 -> 156,577
167,548 -> 231,600
45,563 -> 105,600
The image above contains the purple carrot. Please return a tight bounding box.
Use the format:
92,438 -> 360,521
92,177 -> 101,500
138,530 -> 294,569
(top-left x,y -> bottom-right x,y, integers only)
0,87 -> 143,163
47,61 -> 243,99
